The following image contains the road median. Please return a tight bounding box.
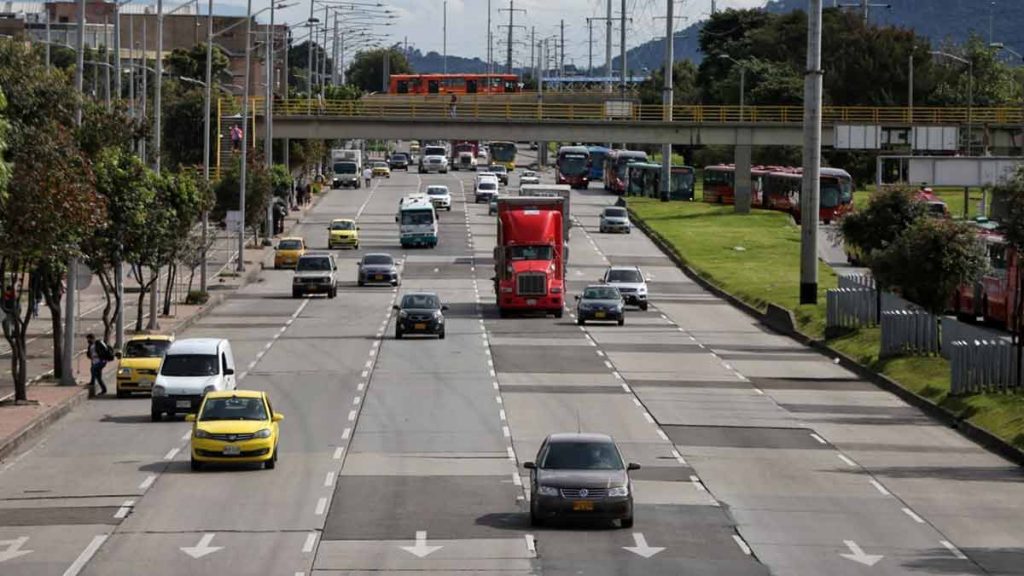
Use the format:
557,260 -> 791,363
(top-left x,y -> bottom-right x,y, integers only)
627,198 -> 1024,465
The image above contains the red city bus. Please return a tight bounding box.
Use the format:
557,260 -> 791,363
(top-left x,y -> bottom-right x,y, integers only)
702,164 -> 769,205
389,74 -> 521,95
603,150 -> 649,195
703,164 -> 853,223
556,145 -> 591,189
954,229 -> 1019,330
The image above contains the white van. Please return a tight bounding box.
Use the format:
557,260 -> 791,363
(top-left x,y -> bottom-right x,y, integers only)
398,196 -> 438,248
151,338 -> 236,421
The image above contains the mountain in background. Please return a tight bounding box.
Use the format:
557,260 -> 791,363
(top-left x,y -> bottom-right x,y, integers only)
404,0 -> 1024,75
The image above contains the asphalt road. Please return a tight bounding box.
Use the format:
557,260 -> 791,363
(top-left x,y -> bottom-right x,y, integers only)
0,151 -> 1021,575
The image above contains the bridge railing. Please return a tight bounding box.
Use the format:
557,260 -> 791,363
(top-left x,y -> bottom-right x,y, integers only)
234,98 -> 1024,125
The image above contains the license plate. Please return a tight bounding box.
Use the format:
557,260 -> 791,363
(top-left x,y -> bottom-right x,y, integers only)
526,299 -> 537,306
222,445 -> 241,456
595,311 -> 606,318
175,400 -> 191,408
375,275 -> 384,280
138,379 -> 152,388
414,323 -> 426,330
572,501 -> 594,512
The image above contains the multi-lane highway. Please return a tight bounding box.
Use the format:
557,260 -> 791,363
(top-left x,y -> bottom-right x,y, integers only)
0,149 -> 1021,576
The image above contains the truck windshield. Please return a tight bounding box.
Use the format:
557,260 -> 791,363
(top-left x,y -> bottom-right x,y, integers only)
334,162 -> 357,174
161,354 -> 219,377
559,154 -> 589,176
508,245 -> 554,260
424,146 -> 446,156
401,210 -> 435,225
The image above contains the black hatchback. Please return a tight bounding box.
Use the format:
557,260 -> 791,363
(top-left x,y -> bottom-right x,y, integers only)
388,153 -> 410,170
393,292 -> 448,339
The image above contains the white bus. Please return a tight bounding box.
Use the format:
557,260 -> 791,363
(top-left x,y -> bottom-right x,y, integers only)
398,196 -> 438,248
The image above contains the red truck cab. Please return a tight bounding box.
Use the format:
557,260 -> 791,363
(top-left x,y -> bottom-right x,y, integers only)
494,197 -> 567,318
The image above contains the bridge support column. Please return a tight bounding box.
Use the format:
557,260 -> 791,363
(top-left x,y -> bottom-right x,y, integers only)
734,143 -> 752,214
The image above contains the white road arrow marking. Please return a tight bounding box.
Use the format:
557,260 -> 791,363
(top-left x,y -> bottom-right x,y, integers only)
623,532 -> 665,558
400,531 -> 442,558
839,540 -> 883,566
180,533 -> 223,559
0,537 -> 32,562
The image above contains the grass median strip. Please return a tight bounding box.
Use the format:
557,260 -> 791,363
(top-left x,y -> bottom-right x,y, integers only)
628,197 -> 1024,452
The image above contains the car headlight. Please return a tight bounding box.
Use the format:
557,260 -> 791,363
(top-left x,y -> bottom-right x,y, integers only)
152,385 -> 167,397
202,385 -> 216,396
536,485 -> 560,497
608,485 -> 629,497
119,367 -> 132,376
253,428 -> 272,439
433,310 -> 444,319
398,310 -> 409,319
637,286 -> 647,294
194,428 -> 212,439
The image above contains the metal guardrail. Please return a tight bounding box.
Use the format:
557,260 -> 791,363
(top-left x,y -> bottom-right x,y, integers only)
826,288 -> 877,330
227,97 -> 1024,125
881,310 -> 940,357
950,339 -> 1020,395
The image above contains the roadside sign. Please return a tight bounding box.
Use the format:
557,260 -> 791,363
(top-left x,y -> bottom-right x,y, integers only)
76,265 -> 92,290
225,210 -> 242,233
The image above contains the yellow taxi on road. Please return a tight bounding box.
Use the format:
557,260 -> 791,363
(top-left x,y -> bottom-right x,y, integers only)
327,218 -> 359,249
274,237 -> 306,269
116,334 -> 174,398
372,161 -> 391,178
187,390 -> 283,471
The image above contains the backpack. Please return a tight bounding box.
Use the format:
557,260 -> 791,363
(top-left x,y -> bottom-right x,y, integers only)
97,341 -> 115,362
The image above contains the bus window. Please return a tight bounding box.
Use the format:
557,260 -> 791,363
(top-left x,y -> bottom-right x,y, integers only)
396,80 -> 409,94
428,79 -> 439,94
466,79 -> 478,93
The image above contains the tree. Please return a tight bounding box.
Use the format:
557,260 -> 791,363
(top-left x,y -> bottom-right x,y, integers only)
270,164 -> 293,199
871,218 -> 986,315
165,43 -> 231,85
161,79 -> 206,169
213,155 -> 272,241
345,48 -> 412,93
638,61 -> 700,106
838,186 -> 926,265
288,41 -> 332,95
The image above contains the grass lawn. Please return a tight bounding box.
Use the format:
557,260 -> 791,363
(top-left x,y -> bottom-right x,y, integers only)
629,198 -> 1024,451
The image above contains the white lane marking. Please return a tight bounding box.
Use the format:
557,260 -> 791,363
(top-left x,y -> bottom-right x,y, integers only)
612,371 -> 623,380
256,351 -> 265,359
302,532 -> 317,553
163,448 -> 180,461
902,507 -> 925,524
368,349 -> 376,357
732,534 -> 752,555
181,430 -> 191,441
63,535 -> 109,576
263,342 -> 273,351
525,534 -> 536,554
499,409 -> 507,421
697,343 -> 705,349
734,372 -> 749,381
376,331 -> 383,338
596,350 -> 605,357
721,362 -> 733,371
690,475 -> 707,492
361,370 -> 369,378
324,471 -> 336,487
364,360 -> 373,369
341,428 -> 352,440
348,410 -> 358,421
278,326 -> 287,335
642,412 -> 655,424
332,447 -> 344,460
671,449 -> 687,465
489,369 -> 496,377
838,454 -> 856,467
512,472 -> 522,487
314,497 -> 328,515
810,433 -> 827,445
621,383 -> 631,392
656,429 -> 669,442
632,397 -> 642,407
506,446 -> 516,461
496,396 -> 503,405
752,387 -> 764,394
247,360 -> 257,370
492,381 -> 499,390
113,499 -> 135,519
357,382 -> 365,392
940,540 -> 967,560
869,479 -> 891,496
353,396 -> 361,405
371,340 -> 380,349
487,358 -> 493,367
139,474 -> 157,491
503,426 -> 510,438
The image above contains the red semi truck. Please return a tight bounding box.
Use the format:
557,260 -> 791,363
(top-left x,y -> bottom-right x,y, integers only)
494,194 -> 569,318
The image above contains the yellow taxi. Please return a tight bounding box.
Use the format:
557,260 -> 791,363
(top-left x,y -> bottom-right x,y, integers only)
274,237 -> 306,269
409,141 -> 420,154
116,334 -> 174,398
327,218 -> 359,249
372,161 -> 391,178
186,390 -> 283,471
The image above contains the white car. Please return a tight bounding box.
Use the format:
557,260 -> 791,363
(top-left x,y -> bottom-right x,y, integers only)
426,185 -> 452,211
475,171 -> 499,186
520,170 -> 540,186
151,338 -> 237,421
599,206 -> 632,234
475,178 -> 499,203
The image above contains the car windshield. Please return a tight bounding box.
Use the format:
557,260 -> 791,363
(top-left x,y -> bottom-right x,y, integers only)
401,210 -> 435,226
334,162 -> 356,174
583,287 -> 620,300
374,162 -> 388,169
424,147 -> 446,156
363,255 -> 393,266
607,269 -> 642,283
297,257 -> 332,271
160,354 -> 218,377
401,294 -> 440,309
199,396 -> 267,421
427,187 -> 448,196
391,153 -> 408,160
278,239 -> 303,250
560,154 -> 589,175
331,221 -> 355,230
603,207 -> 627,218
123,340 -> 171,358
490,166 -> 507,173
479,182 -> 497,191
508,245 -> 554,260
540,441 -> 624,470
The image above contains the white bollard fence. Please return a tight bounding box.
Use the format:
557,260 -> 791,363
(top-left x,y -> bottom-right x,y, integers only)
950,339 -> 1021,395
880,310 -> 940,357
826,288 -> 877,329
838,273 -> 876,290
940,317 -> 1010,360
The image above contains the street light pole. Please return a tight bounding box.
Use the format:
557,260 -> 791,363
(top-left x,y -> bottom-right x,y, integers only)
154,0 -> 164,172
200,0 -> 213,295
799,0 -> 823,305
238,0 -> 252,273
442,0 -> 447,75
659,0 -> 673,202
62,0 -> 87,386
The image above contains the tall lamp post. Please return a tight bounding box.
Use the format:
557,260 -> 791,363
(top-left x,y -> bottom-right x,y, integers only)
717,54 -> 747,122
931,50 -> 973,156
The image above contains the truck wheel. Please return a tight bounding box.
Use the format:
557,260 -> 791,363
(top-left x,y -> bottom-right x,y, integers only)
395,327 -> 403,339
639,302 -> 649,311
577,318 -> 584,326
292,288 -> 302,298
150,406 -> 162,422
618,317 -> 625,326
553,308 -> 563,319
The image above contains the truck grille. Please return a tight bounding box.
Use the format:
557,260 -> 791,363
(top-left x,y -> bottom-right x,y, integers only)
517,274 -> 547,296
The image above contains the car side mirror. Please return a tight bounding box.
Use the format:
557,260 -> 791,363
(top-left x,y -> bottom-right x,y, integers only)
115,351 -> 123,359
392,304 -> 400,311
441,305 -> 449,311
272,412 -> 284,422
184,414 -> 196,422
523,461 -> 536,469
574,295 -> 580,300
627,462 -> 641,471
224,368 -> 235,376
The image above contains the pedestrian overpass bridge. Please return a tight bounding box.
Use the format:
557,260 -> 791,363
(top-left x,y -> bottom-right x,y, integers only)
246,98 -> 1021,148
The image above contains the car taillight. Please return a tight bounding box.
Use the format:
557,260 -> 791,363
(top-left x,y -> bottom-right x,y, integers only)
551,287 -> 562,294
501,287 -> 513,293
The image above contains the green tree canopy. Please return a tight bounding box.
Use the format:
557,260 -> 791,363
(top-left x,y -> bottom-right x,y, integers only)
345,48 -> 412,93
165,43 -> 232,85
638,60 -> 700,106
839,186 -> 926,266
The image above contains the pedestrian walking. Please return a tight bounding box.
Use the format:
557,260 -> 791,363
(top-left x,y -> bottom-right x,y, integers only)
86,333 -> 114,396
230,125 -> 243,152
363,166 -> 372,188
448,93 -> 458,118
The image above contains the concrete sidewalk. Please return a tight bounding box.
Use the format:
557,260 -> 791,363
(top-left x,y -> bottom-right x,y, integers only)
0,189 -> 325,462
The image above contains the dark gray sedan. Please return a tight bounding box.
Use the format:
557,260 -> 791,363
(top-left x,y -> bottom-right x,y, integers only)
524,433 -> 639,527
575,285 -> 625,326
357,253 -> 400,287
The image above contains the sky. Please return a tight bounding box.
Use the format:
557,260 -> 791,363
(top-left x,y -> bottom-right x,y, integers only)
215,0 -> 768,66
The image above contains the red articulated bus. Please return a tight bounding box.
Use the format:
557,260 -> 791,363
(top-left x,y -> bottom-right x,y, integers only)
556,145 -> 591,189
389,74 -> 521,95
703,164 -> 854,224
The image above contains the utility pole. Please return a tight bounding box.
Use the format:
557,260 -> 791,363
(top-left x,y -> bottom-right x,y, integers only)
238,0 -> 253,274
154,0 -> 164,172
530,25 -> 535,81
499,0 -> 525,74
587,18 -> 593,75
619,0 -> 626,101
330,14 -> 338,84
605,0 -> 612,90
200,0 -> 212,296
799,0 -> 823,305
63,0 -> 87,386
442,0 -> 447,75
559,20 -> 565,78
487,0 -> 492,75
838,0 -> 890,23
660,0 -> 673,202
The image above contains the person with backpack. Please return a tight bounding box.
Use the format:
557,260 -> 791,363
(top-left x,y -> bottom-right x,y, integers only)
86,333 -> 114,396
